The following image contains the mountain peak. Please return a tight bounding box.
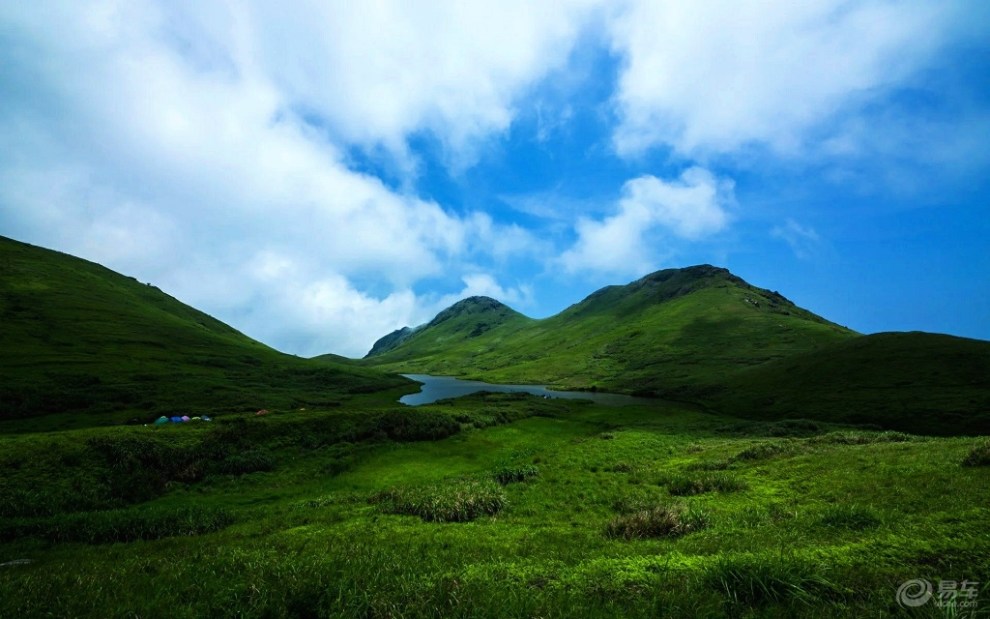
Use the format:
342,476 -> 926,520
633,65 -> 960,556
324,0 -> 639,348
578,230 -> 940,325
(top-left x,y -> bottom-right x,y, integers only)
427,296 -> 511,327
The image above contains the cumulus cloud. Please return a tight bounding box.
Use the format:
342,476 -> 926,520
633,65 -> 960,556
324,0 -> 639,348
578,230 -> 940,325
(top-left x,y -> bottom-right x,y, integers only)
560,167 -> 732,274
248,0 -> 596,167
0,1 -> 570,356
606,0 -> 958,158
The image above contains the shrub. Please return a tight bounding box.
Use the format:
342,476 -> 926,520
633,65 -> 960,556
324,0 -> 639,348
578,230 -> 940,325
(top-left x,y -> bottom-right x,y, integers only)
370,479 -> 506,522
817,504 -> 881,530
962,440 -> 990,467
605,503 -> 708,540
667,473 -> 747,496
492,465 -> 539,485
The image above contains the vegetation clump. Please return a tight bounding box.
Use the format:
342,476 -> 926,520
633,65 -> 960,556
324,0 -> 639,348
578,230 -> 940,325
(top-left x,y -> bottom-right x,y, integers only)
492,464 -> 539,485
605,503 -> 709,540
733,441 -> 802,461
962,440 -> 990,467
667,473 -> 748,496
370,479 -> 506,522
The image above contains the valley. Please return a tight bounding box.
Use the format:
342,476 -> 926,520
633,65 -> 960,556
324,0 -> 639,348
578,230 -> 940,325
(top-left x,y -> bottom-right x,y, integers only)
1,235 -> 988,618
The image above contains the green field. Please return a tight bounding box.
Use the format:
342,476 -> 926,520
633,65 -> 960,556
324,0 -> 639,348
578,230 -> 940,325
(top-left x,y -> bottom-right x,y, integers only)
2,393 -> 988,617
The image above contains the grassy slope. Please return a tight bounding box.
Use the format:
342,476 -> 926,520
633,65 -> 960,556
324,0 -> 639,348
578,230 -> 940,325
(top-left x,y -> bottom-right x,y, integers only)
0,236 -> 409,429
1,394 -> 987,617
367,266 -> 856,394
706,331 -> 990,436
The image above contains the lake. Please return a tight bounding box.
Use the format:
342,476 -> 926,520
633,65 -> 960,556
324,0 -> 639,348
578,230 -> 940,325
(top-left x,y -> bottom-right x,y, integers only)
398,374 -> 654,406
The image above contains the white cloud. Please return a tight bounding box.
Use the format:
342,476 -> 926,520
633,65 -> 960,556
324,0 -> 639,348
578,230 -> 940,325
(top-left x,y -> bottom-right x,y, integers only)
0,1 -> 560,357
771,219 -> 822,260
248,0 -> 596,168
560,167 -> 732,274
607,0 -> 957,158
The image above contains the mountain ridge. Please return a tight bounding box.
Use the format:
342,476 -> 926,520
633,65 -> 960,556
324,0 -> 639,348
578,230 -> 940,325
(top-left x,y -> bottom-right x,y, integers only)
363,264 -> 857,393
0,235 -> 408,429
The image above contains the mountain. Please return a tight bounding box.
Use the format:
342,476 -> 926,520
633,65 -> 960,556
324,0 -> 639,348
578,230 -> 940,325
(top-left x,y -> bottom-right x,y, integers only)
365,265 -> 856,393
365,296 -> 534,362
704,331 -> 990,435
0,236 -> 408,428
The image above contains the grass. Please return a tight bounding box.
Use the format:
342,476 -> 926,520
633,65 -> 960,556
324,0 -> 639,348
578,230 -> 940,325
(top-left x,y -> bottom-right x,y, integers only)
962,439 -> 990,466
605,503 -> 710,539
370,478 -> 507,522
666,473 -> 748,496
3,396 -> 986,617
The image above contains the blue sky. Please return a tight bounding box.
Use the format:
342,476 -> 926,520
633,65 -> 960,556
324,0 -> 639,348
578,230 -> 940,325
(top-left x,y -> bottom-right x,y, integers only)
1,1 -> 988,357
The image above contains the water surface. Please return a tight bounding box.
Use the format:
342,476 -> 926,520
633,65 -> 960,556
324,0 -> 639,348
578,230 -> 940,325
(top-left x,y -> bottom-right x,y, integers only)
399,374 -> 653,406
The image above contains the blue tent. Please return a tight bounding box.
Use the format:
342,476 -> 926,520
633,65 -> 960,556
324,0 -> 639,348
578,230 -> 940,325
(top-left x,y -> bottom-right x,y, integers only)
169,416 -> 183,423
153,416 -> 169,426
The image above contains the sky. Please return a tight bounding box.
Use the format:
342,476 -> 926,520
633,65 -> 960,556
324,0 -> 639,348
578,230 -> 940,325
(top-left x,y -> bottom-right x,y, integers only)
1,1 -> 988,358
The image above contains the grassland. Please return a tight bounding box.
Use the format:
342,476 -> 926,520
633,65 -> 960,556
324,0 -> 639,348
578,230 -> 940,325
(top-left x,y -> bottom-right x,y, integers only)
2,392 -> 988,618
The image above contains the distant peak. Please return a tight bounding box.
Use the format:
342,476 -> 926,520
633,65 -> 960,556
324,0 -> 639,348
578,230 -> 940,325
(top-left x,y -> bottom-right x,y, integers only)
428,296 -> 513,328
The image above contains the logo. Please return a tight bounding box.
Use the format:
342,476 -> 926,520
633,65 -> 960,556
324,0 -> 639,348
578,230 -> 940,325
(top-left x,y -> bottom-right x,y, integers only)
897,579 -> 933,608
897,578 -> 981,615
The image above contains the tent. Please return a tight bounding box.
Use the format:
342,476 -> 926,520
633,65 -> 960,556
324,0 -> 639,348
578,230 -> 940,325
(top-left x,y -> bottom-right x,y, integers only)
170,416 -> 183,423
255,409 -> 270,416
201,415 -> 212,422
153,416 -> 169,426
181,415 -> 191,422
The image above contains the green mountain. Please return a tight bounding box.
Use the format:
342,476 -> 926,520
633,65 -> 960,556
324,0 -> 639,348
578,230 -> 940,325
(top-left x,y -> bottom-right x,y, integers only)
365,265 -> 856,393
366,265 -> 990,434
704,331 -> 990,435
0,236 -> 408,429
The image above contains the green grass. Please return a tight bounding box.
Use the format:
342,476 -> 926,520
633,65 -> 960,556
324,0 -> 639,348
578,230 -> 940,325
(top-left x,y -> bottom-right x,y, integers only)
2,395 -> 988,617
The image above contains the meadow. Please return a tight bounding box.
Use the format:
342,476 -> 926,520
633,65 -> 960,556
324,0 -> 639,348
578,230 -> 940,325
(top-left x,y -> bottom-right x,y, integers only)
2,392 -> 987,618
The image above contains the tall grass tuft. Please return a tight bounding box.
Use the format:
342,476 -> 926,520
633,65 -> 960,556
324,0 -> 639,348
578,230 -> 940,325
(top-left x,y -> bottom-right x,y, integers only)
962,440 -> 990,467
370,479 -> 506,522
492,464 -> 539,485
605,503 -> 708,540
667,473 -> 748,496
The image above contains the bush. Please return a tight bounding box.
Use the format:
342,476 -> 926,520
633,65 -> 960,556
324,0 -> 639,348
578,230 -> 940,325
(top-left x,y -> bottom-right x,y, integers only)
667,473 -> 747,496
962,440 -> 990,467
605,503 -> 708,540
370,479 -> 506,522
493,465 -> 539,485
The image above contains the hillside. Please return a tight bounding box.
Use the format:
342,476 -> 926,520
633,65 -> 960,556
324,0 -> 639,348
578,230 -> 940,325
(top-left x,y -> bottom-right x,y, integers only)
703,331 -> 990,435
365,265 -> 856,394
0,236 -> 409,429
